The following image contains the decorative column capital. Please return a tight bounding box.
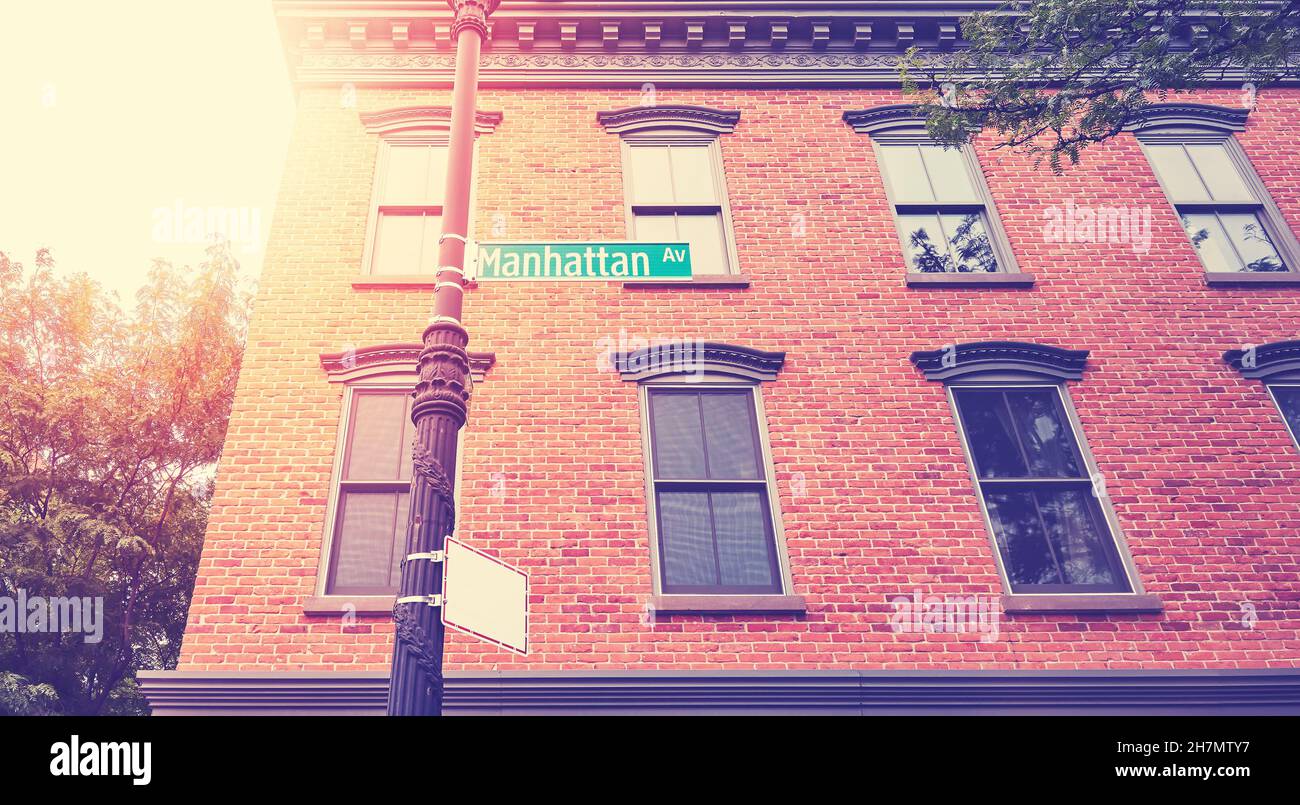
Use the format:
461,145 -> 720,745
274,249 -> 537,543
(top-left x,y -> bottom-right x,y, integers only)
448,0 -> 499,39
412,319 -> 473,428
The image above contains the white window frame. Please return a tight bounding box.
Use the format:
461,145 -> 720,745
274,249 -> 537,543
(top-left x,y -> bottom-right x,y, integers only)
361,136 -> 481,277
1267,383 -> 1300,451
945,380 -> 1144,597
315,372 -> 464,599
1138,132 -> 1300,276
637,375 -> 794,596
616,133 -> 742,276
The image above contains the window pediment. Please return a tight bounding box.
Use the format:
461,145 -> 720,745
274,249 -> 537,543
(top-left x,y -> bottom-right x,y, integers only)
360,106 -> 503,136
910,341 -> 1089,383
611,342 -> 784,382
843,103 -> 928,138
597,105 -> 740,137
320,343 -> 496,383
1123,103 -> 1249,138
842,103 -> 981,142
1225,340 -> 1300,382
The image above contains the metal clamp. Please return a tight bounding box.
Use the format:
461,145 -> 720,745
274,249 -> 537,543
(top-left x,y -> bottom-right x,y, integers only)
435,265 -> 466,278
397,594 -> 444,607
404,550 -> 445,563
435,281 -> 464,292
438,233 -> 468,245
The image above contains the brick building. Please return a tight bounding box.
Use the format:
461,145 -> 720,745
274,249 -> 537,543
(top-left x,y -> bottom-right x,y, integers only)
140,1 -> 1300,715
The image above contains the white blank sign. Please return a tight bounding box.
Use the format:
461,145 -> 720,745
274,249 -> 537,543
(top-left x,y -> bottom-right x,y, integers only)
442,537 -> 529,655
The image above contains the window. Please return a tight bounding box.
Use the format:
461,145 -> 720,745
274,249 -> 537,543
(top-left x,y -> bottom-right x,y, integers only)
844,105 -> 1024,283
370,140 -> 447,276
359,106 -> 501,277
646,388 -> 781,593
598,105 -> 742,276
1270,385 -> 1300,446
625,143 -> 732,274
326,388 -> 414,595
951,386 -> 1130,593
879,144 -> 1001,274
1129,103 -> 1300,281
313,343 -> 494,608
1225,339 -> 1300,450
612,341 -> 802,610
911,342 -> 1151,606
1145,141 -> 1286,273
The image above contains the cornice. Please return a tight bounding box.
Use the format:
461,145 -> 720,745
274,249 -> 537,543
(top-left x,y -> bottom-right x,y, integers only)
1224,339 -> 1300,382
295,50 -> 929,85
275,3 -> 1298,86
320,342 -> 496,382
910,341 -> 1090,383
276,3 -> 972,86
597,104 -> 740,134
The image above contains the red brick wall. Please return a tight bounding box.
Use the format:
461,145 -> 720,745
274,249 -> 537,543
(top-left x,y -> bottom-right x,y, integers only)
177,85 -> 1300,672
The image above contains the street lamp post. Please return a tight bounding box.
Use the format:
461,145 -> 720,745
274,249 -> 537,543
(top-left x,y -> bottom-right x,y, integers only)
387,0 -> 498,717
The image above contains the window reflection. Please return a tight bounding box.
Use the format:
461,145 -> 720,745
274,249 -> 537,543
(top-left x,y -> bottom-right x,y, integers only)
1146,138 -> 1292,275
902,213 -> 999,273
1181,213 -> 1286,273
953,387 -> 1130,594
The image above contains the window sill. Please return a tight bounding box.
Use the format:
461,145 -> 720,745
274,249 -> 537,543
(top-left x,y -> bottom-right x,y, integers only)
351,276 -> 479,290
650,594 -> 806,615
906,272 -> 1035,288
624,275 -> 751,289
1204,271 -> 1300,286
1001,593 -> 1163,615
302,595 -> 395,616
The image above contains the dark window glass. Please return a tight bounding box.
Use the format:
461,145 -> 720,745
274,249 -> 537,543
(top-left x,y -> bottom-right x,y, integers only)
648,389 -> 781,594
649,391 -> 706,478
984,489 -> 1120,588
711,490 -> 773,587
953,387 -> 1130,594
1272,386 -> 1300,445
1003,389 -> 1083,477
658,491 -> 718,588
328,389 -> 414,595
899,213 -> 999,274
701,392 -> 762,480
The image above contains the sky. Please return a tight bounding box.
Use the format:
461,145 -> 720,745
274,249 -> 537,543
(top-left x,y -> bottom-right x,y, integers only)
0,1 -> 295,302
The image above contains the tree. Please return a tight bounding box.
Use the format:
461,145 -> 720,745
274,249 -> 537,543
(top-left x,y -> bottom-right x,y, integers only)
903,1 -> 1300,170
0,242 -> 251,715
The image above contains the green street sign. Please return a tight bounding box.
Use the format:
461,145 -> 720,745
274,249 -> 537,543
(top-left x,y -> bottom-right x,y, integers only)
473,241 -> 693,281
